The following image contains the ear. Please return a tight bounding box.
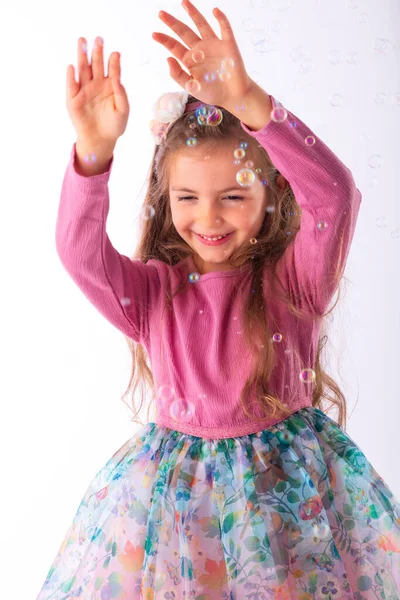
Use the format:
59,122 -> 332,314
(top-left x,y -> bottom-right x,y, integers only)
276,173 -> 289,191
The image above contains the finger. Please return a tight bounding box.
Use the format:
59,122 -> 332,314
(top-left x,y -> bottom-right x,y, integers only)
78,37 -> 92,86
181,0 -> 218,40
107,52 -> 121,80
158,9 -> 204,48
66,64 -> 79,104
152,32 -> 190,65
111,74 -> 130,115
166,56 -> 191,91
212,7 -> 236,41
92,36 -> 105,80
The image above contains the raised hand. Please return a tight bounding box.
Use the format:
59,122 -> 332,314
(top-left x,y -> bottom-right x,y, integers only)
66,37 -> 130,145
152,0 -> 254,109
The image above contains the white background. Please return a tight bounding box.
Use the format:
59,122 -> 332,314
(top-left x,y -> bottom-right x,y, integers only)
0,0 -> 399,596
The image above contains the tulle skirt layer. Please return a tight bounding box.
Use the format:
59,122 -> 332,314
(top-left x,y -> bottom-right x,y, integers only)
36,407 -> 400,600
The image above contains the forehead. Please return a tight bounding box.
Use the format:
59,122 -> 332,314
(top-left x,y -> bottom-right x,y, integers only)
168,141 -> 252,185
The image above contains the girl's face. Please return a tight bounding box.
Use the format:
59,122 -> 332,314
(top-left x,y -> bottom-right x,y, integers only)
168,142 -> 270,275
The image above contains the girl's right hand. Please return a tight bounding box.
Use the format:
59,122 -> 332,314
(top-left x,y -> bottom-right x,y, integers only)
66,37 -> 130,145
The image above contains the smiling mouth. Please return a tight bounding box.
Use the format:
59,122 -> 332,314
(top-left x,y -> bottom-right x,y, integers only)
193,232 -> 234,238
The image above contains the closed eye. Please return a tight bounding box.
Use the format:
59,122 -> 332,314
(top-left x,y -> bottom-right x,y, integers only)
177,196 -> 245,201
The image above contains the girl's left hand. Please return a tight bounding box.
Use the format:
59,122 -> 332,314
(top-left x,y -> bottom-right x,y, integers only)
152,0 -> 254,109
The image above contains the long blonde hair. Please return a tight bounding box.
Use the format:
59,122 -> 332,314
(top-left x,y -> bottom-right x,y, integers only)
121,96 -> 349,431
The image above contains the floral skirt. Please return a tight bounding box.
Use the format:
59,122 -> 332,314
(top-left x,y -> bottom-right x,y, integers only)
36,407 -> 400,600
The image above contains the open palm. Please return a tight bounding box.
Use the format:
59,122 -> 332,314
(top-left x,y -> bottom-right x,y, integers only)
153,0 -> 253,109
66,38 -> 130,144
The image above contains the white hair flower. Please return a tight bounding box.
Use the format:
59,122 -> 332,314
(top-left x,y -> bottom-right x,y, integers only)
149,90 -> 189,145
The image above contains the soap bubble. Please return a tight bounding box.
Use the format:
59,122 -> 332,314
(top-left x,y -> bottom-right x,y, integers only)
170,399 -> 195,421
185,79 -> 201,94
299,368 -> 316,384
236,168 -> 256,187
234,148 -> 246,160
189,272 -> 201,283
141,206 -> 155,221
192,50 -> 205,62
271,106 -> 288,123
316,220 -> 329,231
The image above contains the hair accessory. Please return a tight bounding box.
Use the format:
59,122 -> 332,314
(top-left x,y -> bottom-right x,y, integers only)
149,90 -> 222,145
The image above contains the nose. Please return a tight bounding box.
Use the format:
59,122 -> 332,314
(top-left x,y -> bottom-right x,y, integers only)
196,208 -> 224,230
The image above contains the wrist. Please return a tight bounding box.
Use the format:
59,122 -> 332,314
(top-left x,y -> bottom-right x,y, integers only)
76,136 -> 117,151
75,138 -> 116,177
224,81 -> 273,131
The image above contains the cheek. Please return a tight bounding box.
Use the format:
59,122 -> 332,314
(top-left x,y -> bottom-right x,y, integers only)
170,210 -> 188,232
234,204 -> 261,227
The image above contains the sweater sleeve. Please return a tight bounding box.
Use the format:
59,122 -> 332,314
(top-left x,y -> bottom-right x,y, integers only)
55,142 -> 158,343
241,95 -> 362,316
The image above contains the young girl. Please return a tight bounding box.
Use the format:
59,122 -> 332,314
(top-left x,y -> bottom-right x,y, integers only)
37,1 -> 400,598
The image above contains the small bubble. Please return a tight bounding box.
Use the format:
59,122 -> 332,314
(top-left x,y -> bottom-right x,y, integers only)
192,50 -> 205,62
185,79 -> 201,94
313,522 -> 330,539
376,216 -> 388,228
374,92 -> 387,104
188,272 -> 201,283
198,106 -> 223,126
317,220 -> 329,231
346,52 -> 358,65
358,12 -> 369,24
83,153 -> 97,164
204,72 -> 216,83
234,103 -> 248,112
236,168 -> 256,187
373,38 -> 391,55
217,69 -> 231,82
234,148 -> 246,160
158,384 -> 176,400
360,132 -> 372,143
221,57 -> 235,70
255,38 -> 275,53
369,154 -> 383,169
170,399 -> 195,421
141,206 -> 156,221
299,368 -> 316,384
271,107 -> 288,123
329,93 -> 344,107
300,58 -> 313,73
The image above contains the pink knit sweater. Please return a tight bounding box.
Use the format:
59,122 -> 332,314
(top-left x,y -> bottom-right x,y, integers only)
56,95 -> 362,439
